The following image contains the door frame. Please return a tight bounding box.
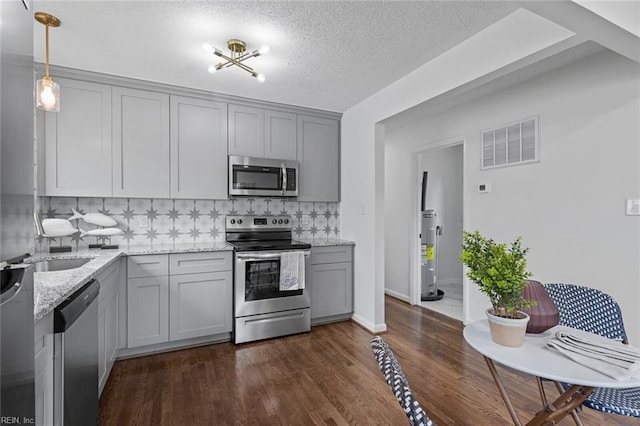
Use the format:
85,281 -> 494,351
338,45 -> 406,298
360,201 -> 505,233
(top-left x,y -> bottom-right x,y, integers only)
409,137 -> 467,310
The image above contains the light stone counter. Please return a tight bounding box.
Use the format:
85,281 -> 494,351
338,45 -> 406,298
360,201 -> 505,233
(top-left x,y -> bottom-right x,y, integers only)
29,242 -> 234,322
300,238 -> 355,247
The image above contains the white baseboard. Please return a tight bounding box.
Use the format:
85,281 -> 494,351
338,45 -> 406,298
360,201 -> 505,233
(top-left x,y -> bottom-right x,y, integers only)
384,288 -> 410,303
352,313 -> 387,333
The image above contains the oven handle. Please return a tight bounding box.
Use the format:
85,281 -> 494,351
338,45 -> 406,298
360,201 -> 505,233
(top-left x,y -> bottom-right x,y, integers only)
236,250 -> 311,261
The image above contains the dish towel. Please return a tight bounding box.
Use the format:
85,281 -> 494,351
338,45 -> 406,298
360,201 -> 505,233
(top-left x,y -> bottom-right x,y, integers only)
280,251 -> 305,291
546,328 -> 640,380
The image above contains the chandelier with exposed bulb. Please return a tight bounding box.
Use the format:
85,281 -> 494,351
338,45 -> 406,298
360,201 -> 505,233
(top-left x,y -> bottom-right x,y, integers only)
203,39 -> 269,82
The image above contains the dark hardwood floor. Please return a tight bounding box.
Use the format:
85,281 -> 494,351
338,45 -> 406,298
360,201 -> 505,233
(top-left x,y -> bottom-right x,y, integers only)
99,296 -> 637,425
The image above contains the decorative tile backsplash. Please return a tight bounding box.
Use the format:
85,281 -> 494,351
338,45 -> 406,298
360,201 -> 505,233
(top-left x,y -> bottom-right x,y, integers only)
37,197 -> 340,250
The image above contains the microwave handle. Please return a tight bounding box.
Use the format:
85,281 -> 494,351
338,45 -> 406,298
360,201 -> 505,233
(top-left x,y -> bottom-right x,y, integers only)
281,163 -> 287,196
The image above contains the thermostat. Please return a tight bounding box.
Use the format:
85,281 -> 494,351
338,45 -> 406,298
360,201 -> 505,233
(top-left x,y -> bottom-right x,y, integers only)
478,182 -> 491,193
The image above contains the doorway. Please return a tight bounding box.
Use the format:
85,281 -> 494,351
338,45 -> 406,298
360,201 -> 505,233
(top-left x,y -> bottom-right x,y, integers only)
416,143 -> 464,320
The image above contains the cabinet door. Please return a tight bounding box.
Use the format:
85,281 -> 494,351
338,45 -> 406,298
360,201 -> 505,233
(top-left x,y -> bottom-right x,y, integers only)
170,96 -> 228,199
99,284 -> 119,396
98,297 -> 107,391
35,361 -> 54,426
113,87 -> 170,198
265,110 -> 297,160
169,271 -> 232,341
127,276 -> 169,348
310,262 -> 353,319
297,115 -> 340,201
228,104 -> 264,157
44,78 -> 112,196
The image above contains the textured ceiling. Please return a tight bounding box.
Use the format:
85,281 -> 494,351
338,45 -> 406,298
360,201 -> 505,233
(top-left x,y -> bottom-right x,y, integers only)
33,1 -> 518,112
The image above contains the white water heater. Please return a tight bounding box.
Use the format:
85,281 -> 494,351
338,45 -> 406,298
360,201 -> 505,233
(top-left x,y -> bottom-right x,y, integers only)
420,172 -> 444,301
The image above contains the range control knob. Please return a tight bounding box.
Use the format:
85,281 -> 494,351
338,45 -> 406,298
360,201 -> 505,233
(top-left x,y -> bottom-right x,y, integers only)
278,219 -> 283,224
237,219 -> 243,224
230,219 -> 236,224
284,218 -> 289,224
272,219 -> 277,224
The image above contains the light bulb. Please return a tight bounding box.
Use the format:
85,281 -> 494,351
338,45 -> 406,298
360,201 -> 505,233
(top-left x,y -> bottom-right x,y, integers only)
40,85 -> 56,106
202,43 -> 214,53
207,65 -> 217,74
258,45 -> 270,55
256,73 -> 266,83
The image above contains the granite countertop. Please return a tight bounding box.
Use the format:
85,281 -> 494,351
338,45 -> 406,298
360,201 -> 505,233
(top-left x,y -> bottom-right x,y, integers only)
30,239 -> 352,322
29,242 -> 234,322
299,238 -> 355,247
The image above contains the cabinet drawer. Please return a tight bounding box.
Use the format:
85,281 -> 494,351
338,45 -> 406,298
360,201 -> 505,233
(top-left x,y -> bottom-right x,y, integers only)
169,252 -> 232,275
128,254 -> 169,278
311,246 -> 353,264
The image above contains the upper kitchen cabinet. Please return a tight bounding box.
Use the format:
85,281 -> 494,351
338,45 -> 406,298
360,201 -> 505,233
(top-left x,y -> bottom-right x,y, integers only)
228,104 -> 264,158
265,110 -> 297,160
297,115 -> 340,202
170,96 -> 228,199
229,105 -> 297,160
113,87 -> 170,198
43,78 -> 112,197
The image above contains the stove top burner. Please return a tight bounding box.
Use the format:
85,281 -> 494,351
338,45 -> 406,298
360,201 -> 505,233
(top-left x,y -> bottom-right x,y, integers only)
229,239 -> 311,252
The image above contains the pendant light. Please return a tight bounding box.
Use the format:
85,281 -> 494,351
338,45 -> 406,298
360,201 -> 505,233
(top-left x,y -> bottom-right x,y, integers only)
35,12 -> 61,112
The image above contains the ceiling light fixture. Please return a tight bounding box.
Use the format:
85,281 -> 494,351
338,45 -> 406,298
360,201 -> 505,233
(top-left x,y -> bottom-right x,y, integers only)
203,39 -> 269,82
34,12 -> 61,112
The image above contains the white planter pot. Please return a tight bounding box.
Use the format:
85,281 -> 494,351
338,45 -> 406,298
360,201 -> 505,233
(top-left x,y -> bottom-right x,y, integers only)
485,308 -> 530,347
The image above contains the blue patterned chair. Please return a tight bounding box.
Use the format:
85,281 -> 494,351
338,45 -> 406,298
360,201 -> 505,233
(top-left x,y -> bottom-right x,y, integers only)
541,283 -> 640,421
371,336 -> 434,426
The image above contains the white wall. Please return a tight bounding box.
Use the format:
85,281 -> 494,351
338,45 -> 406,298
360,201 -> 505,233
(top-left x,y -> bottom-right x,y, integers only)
380,50 -> 640,344
341,9 -> 575,332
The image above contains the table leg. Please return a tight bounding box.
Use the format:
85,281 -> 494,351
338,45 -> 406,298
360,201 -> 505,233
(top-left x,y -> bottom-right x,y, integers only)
483,355 -> 522,426
526,384 -> 594,426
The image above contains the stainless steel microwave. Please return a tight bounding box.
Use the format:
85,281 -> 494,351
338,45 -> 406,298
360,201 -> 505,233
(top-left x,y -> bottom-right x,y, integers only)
228,155 -> 298,197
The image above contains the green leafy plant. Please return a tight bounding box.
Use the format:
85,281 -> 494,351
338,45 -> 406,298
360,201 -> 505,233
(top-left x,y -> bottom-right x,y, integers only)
460,230 -> 535,319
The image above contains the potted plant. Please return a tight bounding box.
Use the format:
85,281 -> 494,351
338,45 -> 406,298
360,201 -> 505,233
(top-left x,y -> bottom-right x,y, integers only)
460,230 -> 536,347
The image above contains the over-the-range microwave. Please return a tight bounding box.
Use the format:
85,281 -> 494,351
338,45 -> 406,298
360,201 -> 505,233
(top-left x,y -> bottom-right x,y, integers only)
228,155 -> 298,197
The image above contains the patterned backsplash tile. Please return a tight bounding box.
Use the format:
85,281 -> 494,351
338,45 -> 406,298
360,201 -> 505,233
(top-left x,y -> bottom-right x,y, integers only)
37,197 -> 340,250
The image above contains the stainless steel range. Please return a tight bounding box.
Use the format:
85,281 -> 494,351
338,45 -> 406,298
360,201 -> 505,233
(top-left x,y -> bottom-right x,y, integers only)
226,215 -> 312,344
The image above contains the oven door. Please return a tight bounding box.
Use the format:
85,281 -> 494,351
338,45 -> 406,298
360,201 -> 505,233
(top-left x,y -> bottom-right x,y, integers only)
234,250 -> 310,317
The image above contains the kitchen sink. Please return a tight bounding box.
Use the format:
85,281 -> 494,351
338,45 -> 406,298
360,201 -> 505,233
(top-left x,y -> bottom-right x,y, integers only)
33,258 -> 92,272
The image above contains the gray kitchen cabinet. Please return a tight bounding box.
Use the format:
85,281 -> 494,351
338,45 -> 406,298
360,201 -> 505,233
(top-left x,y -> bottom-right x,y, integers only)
127,255 -> 170,348
127,252 -> 232,350
265,110 -> 297,160
97,261 -> 120,395
297,115 -> 340,201
43,78 -> 112,197
168,252 -> 233,341
113,87 -> 170,198
229,104 -> 297,160
228,104 -> 264,158
309,245 -> 353,323
170,96 -> 228,199
34,312 -> 54,426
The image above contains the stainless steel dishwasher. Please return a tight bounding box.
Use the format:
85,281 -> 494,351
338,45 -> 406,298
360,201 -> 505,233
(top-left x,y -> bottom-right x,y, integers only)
54,279 -> 100,426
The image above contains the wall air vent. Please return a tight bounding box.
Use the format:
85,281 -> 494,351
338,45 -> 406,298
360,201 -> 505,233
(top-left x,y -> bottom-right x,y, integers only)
481,117 -> 538,169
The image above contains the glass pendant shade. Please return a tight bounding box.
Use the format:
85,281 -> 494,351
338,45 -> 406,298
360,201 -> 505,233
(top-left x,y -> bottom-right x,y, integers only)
36,78 -> 60,112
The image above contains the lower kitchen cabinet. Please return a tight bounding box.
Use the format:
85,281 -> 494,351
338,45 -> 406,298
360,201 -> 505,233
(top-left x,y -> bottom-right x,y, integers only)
34,313 -> 54,426
127,252 -> 233,350
309,245 -> 354,323
97,261 -> 121,394
127,275 -> 170,348
169,271 -> 232,340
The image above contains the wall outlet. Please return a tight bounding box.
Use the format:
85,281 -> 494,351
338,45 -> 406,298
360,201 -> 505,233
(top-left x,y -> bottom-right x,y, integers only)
302,216 -> 309,225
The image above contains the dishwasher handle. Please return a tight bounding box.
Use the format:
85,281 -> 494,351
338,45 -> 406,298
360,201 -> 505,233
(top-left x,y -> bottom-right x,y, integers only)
54,279 -> 100,333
